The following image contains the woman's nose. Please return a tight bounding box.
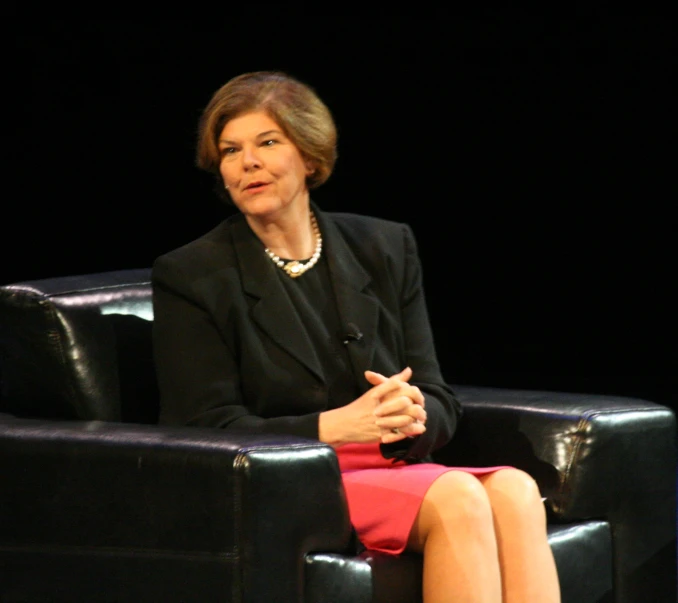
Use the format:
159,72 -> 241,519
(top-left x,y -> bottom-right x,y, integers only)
242,145 -> 262,169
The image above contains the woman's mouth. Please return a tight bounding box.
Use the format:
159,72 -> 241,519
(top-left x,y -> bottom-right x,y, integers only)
244,181 -> 269,193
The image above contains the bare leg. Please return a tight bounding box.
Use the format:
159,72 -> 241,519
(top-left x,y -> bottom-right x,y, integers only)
479,469 -> 561,603
407,471 -> 502,603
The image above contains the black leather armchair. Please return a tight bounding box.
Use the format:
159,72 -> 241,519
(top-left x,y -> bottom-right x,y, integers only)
0,269 -> 675,603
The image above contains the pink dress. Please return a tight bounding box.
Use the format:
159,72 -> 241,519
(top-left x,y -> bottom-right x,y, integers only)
337,443 -> 507,554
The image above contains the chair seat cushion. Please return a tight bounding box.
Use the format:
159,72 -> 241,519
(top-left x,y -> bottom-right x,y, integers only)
305,520 -> 612,603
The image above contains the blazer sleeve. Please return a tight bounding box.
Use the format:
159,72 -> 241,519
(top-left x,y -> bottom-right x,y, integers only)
380,224 -> 463,462
152,254 -> 321,439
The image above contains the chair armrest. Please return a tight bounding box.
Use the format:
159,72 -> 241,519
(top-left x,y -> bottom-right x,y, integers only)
434,384 -> 676,599
0,417 -> 352,602
436,385 -> 676,520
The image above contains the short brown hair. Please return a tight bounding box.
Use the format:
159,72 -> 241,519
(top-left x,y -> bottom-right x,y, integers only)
196,71 -> 337,190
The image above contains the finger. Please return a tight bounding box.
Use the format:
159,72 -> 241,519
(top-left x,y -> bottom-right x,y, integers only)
368,377 -> 405,400
364,370 -> 388,386
375,400 -> 427,424
380,421 -> 426,444
380,382 -> 423,406
380,429 -> 408,444
409,385 -> 425,406
400,421 -> 426,437
387,384 -> 424,405
374,386 -> 425,415
375,413 -> 424,431
412,406 -> 427,423
371,370 -> 420,398
365,366 -> 412,387
397,405 -> 427,423
374,395 -> 410,417
411,385 -> 425,407
395,366 -> 412,381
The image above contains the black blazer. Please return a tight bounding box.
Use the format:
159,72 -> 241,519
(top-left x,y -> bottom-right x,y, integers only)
152,204 -> 462,462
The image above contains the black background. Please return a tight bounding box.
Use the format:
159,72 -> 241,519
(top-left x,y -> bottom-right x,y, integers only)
5,16 -> 676,411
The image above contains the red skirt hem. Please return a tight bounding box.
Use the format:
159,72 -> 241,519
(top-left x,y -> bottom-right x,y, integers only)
337,443 -> 509,554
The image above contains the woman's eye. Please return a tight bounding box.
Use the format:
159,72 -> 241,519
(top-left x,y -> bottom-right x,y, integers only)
219,147 -> 238,157
262,139 -> 277,147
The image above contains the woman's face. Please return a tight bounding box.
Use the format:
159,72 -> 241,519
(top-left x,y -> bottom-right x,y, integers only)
218,111 -> 313,220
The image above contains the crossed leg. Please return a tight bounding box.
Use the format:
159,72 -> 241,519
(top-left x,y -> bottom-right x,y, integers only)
406,468 -> 560,603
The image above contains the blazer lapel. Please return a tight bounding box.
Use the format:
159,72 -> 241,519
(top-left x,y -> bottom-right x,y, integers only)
315,207 -> 379,392
229,215 -> 325,383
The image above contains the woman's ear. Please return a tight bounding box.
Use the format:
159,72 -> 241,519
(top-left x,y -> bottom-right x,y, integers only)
305,161 -> 316,176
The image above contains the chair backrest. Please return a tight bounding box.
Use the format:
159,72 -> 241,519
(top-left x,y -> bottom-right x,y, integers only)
0,269 -> 158,424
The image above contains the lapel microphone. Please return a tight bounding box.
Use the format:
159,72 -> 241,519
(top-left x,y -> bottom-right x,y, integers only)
343,322 -> 363,346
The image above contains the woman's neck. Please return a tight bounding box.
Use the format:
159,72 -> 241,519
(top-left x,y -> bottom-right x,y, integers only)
247,204 -> 316,260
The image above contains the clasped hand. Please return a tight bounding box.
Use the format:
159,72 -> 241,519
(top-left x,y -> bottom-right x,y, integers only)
319,366 -> 427,446
366,367 -> 427,444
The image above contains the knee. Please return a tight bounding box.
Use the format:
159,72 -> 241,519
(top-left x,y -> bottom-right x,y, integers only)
483,468 -> 546,521
424,471 -> 494,528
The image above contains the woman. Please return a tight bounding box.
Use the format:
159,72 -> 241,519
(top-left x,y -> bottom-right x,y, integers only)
152,70 -> 561,602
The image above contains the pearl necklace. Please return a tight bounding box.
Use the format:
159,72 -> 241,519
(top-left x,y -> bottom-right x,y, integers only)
264,212 -> 322,278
